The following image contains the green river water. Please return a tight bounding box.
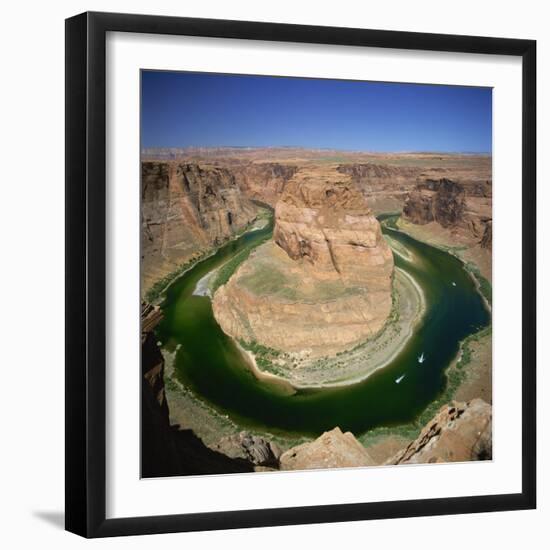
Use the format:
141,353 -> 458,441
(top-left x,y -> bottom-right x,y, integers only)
156,215 -> 490,439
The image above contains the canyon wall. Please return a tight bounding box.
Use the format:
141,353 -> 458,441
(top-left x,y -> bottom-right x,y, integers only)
279,399 -> 491,471
141,162 -> 258,293
387,399 -> 492,465
141,303 -> 254,477
403,178 -> 467,227
273,179 -> 394,286
402,178 -> 492,249
232,163 -> 299,206
337,163 -> 420,214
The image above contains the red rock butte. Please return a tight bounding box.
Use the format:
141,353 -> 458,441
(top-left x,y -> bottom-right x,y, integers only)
212,168 -> 394,358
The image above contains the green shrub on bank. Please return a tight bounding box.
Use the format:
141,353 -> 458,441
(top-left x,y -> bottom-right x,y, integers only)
145,212 -> 273,303
238,338 -> 287,376
465,262 -> 492,305
145,251 -> 210,303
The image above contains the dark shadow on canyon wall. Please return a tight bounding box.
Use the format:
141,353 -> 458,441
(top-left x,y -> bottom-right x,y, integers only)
141,305 -> 253,478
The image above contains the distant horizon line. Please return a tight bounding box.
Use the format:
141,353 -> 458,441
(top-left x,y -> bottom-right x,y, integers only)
141,145 -> 492,156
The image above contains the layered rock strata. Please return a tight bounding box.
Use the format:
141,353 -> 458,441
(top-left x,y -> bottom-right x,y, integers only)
403,178 -> 492,249
213,177 -> 394,357
337,163 -> 421,213
232,163 -> 299,206
275,399 -> 492,471
141,162 -> 258,293
273,179 -> 394,285
279,427 -> 376,470
387,399 -> 492,465
214,432 -> 282,468
403,178 -> 466,227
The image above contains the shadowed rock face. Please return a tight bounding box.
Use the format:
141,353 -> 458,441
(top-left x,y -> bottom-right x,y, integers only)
403,178 -> 466,228
273,180 -> 394,285
403,178 -> 492,250
480,220 -> 492,249
336,163 -> 420,207
214,432 -> 282,468
387,399 -> 492,465
279,427 -> 376,470
141,162 -> 258,293
232,163 -> 299,206
212,177 -> 394,357
141,303 -> 254,478
337,163 -> 420,181
432,179 -> 467,227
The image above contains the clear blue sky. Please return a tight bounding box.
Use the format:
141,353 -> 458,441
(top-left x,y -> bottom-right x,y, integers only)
141,71 -> 492,153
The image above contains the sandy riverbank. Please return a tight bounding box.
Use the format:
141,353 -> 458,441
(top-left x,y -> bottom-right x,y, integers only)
146,213 -> 271,303
395,217 -> 492,282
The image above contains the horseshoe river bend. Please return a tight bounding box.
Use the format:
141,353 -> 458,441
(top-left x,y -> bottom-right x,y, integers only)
154,213 -> 491,442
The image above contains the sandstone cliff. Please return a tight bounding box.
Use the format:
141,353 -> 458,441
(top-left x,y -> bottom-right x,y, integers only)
480,219 -> 492,250
403,178 -> 466,227
214,432 -> 282,468
232,163 -> 299,206
141,162 -> 258,293
402,178 -> 492,249
337,163 -> 420,213
280,427 -> 375,470
387,399 -> 492,465
276,398 -> 492,471
273,179 -> 394,285
213,176 -> 394,357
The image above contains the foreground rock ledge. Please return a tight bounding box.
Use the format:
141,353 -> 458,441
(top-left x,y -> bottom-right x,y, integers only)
387,398 -> 492,465
280,427 -> 376,470
213,175 -> 394,358
276,398 -> 492,471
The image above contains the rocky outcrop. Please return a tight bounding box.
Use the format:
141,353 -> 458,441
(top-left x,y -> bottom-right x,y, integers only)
387,399 -> 492,465
336,163 -> 425,214
215,432 -> 282,467
273,179 -> 394,284
140,302 -> 254,477
480,219 -> 492,249
338,163 -> 419,182
280,427 -> 376,470
232,163 -> 299,206
431,179 -> 467,227
141,162 -> 258,293
141,303 -> 169,422
403,178 -> 466,227
463,180 -> 492,198
213,176 -> 394,357
402,178 -> 492,250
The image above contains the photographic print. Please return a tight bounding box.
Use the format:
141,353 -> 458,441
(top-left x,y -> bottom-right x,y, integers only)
140,71 -> 493,478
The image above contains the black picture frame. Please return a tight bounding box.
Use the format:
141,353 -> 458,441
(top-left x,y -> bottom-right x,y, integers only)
65,11 -> 536,538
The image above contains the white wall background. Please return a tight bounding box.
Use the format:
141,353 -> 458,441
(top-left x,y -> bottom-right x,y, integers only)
0,1 -> 546,548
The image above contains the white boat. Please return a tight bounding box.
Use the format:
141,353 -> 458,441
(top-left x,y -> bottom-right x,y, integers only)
395,374 -> 405,384
452,281 -> 457,287
418,352 -> 425,364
